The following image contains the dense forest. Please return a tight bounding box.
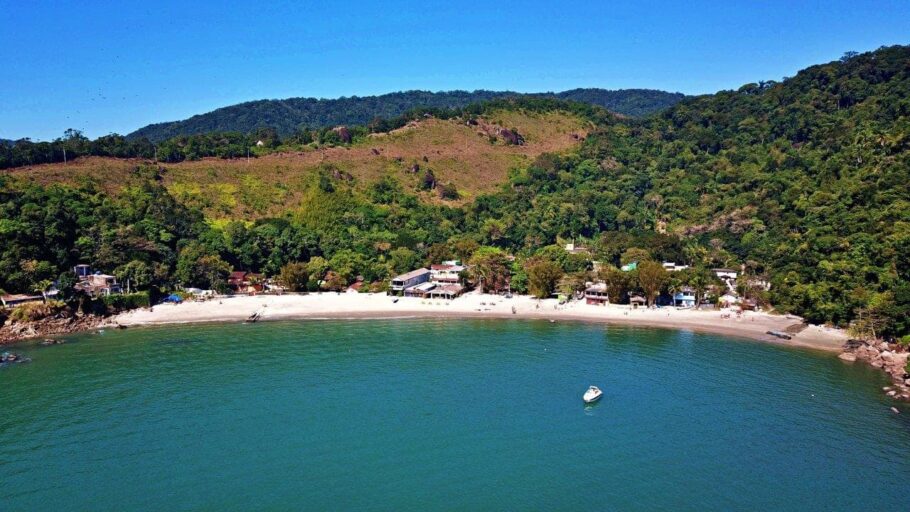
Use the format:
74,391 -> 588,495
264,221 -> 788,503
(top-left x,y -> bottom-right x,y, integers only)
127,89 -> 684,142
1,46 -> 908,337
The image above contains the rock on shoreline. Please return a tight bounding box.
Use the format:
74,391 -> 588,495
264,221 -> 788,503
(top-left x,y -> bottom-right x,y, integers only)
841,339 -> 910,402
0,315 -> 108,346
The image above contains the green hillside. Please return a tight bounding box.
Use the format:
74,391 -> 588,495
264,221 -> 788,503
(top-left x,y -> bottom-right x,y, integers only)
127,89 -> 683,142
1,46 -> 908,336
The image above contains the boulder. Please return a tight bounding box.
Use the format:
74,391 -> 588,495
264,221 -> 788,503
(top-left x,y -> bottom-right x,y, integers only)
871,358 -> 884,368
887,390 -> 897,397
891,407 -> 900,414
331,126 -> 352,143
497,128 -> 525,145
838,352 -> 856,362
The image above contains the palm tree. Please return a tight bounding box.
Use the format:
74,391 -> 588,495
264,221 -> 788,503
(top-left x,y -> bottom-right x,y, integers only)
33,279 -> 53,302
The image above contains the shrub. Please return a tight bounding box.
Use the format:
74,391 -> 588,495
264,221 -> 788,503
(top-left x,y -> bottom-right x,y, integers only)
277,262 -> 309,292
102,292 -> 150,311
438,182 -> 459,200
9,300 -> 66,323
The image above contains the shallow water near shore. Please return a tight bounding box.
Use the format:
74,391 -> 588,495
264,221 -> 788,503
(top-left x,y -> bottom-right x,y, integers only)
1,319 -> 908,510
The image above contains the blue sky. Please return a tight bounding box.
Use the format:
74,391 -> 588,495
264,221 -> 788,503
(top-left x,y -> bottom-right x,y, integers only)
2,0 -> 909,140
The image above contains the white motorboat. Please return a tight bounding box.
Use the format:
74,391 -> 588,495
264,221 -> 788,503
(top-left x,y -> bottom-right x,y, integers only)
583,385 -> 603,403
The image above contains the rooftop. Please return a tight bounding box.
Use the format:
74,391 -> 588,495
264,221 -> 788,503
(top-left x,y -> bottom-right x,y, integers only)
392,268 -> 431,281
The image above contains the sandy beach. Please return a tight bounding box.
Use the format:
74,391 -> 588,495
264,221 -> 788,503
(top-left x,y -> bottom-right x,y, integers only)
112,292 -> 848,352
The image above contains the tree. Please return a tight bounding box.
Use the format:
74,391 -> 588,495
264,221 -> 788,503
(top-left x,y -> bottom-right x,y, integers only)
621,247 -> 651,266
32,279 -> 53,301
451,238 -> 479,262
197,255 -> 232,293
388,247 -> 420,276
115,260 -> 154,293
277,262 -> 309,292
175,243 -> 231,291
525,258 -> 563,298
321,271 -> 347,291
598,266 -> 631,304
468,247 -> 511,293
680,267 -> 717,307
637,261 -> 668,306
558,271 -> 589,299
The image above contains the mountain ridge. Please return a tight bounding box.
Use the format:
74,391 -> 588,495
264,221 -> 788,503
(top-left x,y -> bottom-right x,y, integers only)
128,88 -> 685,142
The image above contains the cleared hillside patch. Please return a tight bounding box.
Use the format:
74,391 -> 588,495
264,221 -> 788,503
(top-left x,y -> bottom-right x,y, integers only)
4,109 -> 589,218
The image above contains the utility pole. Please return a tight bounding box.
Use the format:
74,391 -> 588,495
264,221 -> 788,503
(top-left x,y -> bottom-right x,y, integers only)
63,147 -> 67,165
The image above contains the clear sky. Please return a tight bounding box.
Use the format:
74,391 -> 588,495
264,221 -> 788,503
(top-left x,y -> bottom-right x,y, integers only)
2,0 -> 909,140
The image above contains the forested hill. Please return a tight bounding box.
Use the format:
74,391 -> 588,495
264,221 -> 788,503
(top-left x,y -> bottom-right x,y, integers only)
2,45 -> 908,336
128,89 -> 684,142
555,88 -> 685,117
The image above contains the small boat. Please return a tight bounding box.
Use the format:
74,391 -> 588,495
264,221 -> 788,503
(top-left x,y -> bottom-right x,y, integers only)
244,311 -> 261,324
583,385 -> 603,403
766,330 -> 792,340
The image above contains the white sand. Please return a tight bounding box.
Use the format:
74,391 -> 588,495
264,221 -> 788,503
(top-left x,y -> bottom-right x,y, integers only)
112,291 -> 848,352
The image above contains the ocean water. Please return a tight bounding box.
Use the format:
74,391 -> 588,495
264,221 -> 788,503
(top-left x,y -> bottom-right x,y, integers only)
1,319 -> 907,511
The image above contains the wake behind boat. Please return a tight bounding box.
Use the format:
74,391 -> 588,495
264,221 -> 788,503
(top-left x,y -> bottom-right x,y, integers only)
583,385 -> 603,403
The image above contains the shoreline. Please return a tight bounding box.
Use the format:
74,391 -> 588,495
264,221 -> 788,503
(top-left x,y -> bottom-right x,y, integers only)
105,292 -> 847,352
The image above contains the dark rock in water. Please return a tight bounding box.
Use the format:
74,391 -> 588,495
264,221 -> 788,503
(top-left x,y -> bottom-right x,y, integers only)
843,339 -> 865,350
1,352 -> 30,364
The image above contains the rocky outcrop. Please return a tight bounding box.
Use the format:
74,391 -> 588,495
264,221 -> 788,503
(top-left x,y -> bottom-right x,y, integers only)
497,128 -> 525,146
331,126 -> 352,144
0,314 -> 108,345
841,339 -> 910,401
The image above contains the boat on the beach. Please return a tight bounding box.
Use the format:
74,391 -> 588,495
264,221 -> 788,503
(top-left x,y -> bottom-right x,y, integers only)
245,311 -> 261,323
583,385 -> 603,403
766,330 -> 792,340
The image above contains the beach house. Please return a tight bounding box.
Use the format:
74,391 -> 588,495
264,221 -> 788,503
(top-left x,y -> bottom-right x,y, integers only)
390,268 -> 431,295
427,284 -> 464,300
74,273 -> 123,297
673,286 -> 697,307
429,261 -> 465,284
584,283 -> 610,305
71,265 -> 122,297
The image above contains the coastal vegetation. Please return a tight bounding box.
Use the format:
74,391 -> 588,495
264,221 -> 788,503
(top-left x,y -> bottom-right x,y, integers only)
1,45 -> 908,338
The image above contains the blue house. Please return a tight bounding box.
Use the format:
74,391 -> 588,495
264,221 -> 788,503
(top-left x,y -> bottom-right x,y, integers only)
673,287 -> 697,308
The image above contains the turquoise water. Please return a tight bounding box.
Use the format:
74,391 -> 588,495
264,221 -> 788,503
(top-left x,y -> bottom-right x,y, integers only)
1,319 -> 908,511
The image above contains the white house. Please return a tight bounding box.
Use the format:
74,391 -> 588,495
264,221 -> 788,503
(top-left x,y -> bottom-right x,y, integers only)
390,268 -> 431,295
713,268 -> 739,292
430,262 -> 465,284
662,262 -> 690,272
